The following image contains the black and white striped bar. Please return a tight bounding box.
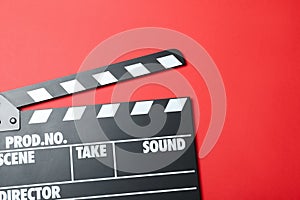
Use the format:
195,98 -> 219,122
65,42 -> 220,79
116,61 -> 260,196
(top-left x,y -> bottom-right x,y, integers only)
26,98 -> 188,125
0,97 -> 200,200
1,49 -> 185,108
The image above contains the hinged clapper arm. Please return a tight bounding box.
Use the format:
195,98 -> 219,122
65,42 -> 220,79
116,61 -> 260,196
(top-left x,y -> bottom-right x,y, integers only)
0,94 -> 20,132
0,49 -> 186,132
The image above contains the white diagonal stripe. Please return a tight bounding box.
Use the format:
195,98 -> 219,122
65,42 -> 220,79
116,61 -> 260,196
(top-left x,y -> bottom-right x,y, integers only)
27,88 -> 53,102
164,98 -> 188,113
125,63 -> 150,77
29,109 -> 53,124
63,106 -> 86,121
97,103 -> 120,118
60,80 -> 85,94
93,71 -> 118,85
131,101 -> 154,116
156,55 -> 182,69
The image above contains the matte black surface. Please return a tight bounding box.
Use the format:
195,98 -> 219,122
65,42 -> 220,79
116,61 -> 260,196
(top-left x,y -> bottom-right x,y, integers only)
0,98 -> 201,200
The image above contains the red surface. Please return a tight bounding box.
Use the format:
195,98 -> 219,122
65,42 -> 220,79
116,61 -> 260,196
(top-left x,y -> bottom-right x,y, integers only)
0,1 -> 299,199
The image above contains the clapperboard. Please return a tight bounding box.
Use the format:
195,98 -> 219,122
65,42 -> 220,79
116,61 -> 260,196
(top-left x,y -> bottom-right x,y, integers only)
0,49 -> 201,200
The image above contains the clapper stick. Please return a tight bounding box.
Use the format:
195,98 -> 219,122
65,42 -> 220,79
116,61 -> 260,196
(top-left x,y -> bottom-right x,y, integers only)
0,49 -> 185,132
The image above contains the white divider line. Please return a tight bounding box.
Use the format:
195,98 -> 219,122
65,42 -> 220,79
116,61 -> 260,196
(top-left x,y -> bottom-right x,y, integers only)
69,146 -> 74,181
116,170 -> 195,180
60,187 -> 197,200
0,170 -> 196,190
0,134 -> 192,154
112,134 -> 192,144
112,142 -> 118,177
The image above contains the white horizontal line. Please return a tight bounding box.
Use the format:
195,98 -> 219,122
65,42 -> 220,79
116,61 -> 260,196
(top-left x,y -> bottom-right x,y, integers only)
0,170 -> 196,190
0,134 -> 192,153
111,134 -> 192,144
60,187 -> 197,200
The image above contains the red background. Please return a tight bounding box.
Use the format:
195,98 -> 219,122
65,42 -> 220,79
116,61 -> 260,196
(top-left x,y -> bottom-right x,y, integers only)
0,1 -> 299,199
